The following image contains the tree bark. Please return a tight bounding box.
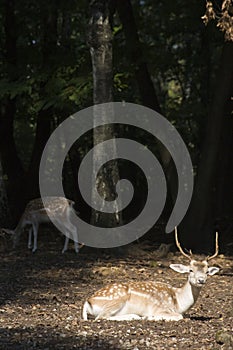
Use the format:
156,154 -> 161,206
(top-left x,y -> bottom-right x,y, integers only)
88,0 -> 123,229
0,0 -> 25,220
215,99 -> 233,220
182,41 -> 233,251
0,156 -> 11,227
116,0 -> 161,113
26,110 -> 51,199
116,0 -> 176,226
25,3 -> 57,199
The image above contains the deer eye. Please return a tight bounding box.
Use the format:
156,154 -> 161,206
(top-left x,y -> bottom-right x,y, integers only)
189,269 -> 193,273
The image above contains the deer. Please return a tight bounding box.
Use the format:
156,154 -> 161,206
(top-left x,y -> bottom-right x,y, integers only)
3,196 -> 83,254
82,227 -> 219,321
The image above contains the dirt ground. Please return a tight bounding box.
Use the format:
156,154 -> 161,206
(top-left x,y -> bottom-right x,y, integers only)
0,232 -> 232,350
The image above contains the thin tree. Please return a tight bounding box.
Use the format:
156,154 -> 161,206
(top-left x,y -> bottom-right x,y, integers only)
88,0 -> 123,230
0,156 -> 11,227
0,0 -> 25,219
116,0 -> 177,228
25,2 -> 58,199
183,9 -> 233,250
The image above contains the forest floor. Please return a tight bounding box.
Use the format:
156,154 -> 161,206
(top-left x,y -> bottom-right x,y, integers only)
0,230 -> 232,350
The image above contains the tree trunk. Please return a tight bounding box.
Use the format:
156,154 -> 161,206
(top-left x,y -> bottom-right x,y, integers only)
116,0 -> 161,113
26,110 -> 51,199
183,41 -> 233,252
116,0 -> 176,226
0,156 -> 11,227
215,106 -> 233,221
88,0 -> 123,230
25,3 -> 57,199
0,0 -> 25,220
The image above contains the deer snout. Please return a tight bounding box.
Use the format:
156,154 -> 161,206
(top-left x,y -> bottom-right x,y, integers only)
197,277 -> 206,285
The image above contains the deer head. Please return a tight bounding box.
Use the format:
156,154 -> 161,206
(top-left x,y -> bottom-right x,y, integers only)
170,227 -> 219,288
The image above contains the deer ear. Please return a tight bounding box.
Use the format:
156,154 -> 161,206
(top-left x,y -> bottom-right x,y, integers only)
207,266 -> 219,275
170,264 -> 190,274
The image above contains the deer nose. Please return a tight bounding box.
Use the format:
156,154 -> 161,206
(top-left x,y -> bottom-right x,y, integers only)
197,277 -> 205,284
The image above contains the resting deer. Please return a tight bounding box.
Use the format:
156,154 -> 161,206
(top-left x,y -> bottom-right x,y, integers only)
82,228 -> 219,321
3,196 -> 82,253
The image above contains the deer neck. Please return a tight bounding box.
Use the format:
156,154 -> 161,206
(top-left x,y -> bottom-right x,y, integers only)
175,280 -> 202,314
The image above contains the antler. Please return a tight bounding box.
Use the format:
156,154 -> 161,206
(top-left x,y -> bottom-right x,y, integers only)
174,226 -> 192,260
207,232 -> 219,261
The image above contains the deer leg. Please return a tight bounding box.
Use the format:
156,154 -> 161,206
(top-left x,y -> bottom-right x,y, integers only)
74,241 -> 79,253
28,227 -> 33,249
59,218 -> 79,254
70,224 -> 79,253
146,312 -> 183,321
73,228 -> 79,253
68,225 -> 79,253
108,314 -> 142,321
94,297 -> 129,320
82,298 -> 128,321
32,222 -> 38,253
62,235 -> 69,254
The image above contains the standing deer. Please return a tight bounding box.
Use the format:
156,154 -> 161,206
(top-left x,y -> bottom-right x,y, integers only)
82,228 -> 219,321
3,196 -> 82,253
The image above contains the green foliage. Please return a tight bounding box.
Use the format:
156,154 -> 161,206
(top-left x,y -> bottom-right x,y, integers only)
114,72 -> 130,92
0,0 -> 224,170
126,0 -> 223,161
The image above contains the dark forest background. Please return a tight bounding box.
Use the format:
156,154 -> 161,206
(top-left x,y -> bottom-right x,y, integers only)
0,0 -> 232,254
